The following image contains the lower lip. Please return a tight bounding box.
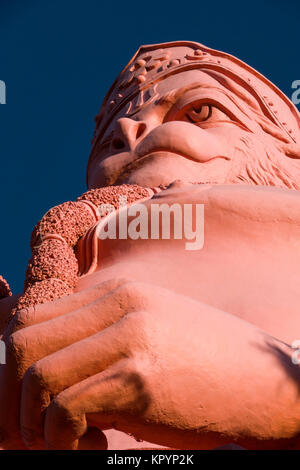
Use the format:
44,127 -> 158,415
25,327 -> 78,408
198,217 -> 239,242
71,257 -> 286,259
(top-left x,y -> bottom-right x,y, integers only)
115,152 -> 174,181
114,151 -> 230,183
135,151 -> 174,161
134,151 -> 230,164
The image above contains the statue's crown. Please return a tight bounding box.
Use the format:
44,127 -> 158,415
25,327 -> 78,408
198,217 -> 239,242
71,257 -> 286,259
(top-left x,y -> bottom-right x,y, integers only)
91,41 -> 300,152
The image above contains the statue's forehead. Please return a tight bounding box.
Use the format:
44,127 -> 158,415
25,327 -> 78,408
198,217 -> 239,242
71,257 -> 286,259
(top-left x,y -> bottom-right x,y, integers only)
155,69 -> 217,94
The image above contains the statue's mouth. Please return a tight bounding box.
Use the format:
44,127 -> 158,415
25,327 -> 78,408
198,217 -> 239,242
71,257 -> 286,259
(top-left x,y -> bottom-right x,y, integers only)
136,150 -> 230,163
113,150 -> 230,186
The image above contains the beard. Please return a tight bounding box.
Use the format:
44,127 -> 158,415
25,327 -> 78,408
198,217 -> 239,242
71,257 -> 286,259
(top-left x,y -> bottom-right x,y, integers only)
226,134 -> 300,190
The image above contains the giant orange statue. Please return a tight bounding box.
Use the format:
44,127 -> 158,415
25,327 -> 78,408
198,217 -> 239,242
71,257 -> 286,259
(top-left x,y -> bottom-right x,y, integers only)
1,41 -> 300,450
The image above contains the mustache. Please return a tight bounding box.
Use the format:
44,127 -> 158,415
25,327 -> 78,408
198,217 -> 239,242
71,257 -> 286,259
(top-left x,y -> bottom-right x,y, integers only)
134,121 -> 230,163
99,121 -> 231,185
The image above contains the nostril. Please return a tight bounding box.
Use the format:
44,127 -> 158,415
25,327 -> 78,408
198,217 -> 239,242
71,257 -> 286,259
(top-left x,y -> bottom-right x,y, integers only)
112,138 -> 125,150
136,123 -> 146,140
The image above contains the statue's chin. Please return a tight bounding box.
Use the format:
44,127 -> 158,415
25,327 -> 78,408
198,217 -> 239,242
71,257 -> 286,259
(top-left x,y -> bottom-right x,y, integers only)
116,170 -> 175,188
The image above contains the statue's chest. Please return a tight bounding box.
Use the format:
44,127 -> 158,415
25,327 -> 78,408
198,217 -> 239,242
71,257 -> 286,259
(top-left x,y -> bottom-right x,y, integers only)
77,226 -> 300,343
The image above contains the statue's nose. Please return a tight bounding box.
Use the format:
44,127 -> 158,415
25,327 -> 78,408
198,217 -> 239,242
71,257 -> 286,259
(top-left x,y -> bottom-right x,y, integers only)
112,117 -> 147,151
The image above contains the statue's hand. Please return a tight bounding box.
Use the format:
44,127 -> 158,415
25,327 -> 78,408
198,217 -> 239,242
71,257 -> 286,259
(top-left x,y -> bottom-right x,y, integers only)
3,278 -> 216,449
0,278 -> 299,450
1,278 -> 227,450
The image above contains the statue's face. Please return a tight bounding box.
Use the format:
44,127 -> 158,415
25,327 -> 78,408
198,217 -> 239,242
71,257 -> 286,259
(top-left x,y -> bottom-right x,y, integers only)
87,69 -> 268,189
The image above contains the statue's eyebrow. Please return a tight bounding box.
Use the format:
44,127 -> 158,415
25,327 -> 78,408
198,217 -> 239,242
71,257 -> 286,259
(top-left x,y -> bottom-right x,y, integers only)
156,83 -> 204,107
157,82 -> 251,121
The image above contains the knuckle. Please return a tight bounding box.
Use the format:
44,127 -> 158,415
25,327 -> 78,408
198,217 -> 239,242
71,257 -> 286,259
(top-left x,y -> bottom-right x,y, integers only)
1,307 -> 35,339
23,362 -> 45,391
48,394 -> 85,431
7,330 -> 28,358
125,355 -> 144,377
47,395 -> 73,424
121,310 -> 155,350
13,307 -> 35,331
6,329 -> 35,376
94,277 -> 131,295
117,281 -> 152,310
125,309 -> 150,326
45,396 -> 86,448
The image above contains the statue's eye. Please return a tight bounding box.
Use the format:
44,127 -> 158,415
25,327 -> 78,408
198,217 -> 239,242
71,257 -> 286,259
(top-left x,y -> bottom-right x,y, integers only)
179,103 -> 232,125
164,97 -> 234,126
185,105 -> 212,123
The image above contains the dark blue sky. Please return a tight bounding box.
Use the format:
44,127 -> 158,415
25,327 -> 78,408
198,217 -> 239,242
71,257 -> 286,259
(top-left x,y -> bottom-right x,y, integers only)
0,0 -> 299,292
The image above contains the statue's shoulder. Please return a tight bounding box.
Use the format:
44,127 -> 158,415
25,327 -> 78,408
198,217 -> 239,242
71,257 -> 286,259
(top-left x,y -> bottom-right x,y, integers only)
152,183 -> 300,224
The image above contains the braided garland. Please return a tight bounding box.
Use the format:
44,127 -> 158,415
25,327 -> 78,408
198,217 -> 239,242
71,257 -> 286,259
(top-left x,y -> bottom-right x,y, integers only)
0,184 -> 153,316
